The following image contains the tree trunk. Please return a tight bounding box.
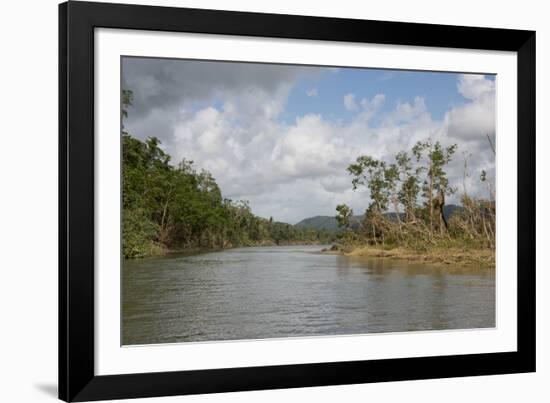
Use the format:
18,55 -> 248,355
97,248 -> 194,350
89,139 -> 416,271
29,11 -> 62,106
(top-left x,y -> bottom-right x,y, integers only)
439,192 -> 448,232
393,195 -> 401,225
407,192 -> 416,223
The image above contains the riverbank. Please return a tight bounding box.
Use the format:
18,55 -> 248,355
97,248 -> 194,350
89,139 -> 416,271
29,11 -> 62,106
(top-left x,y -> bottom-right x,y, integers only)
128,239 -> 332,259
322,243 -> 495,268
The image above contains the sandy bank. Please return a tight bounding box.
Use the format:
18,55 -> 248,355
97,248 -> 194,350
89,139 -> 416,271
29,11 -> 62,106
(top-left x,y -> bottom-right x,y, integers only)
322,244 -> 495,268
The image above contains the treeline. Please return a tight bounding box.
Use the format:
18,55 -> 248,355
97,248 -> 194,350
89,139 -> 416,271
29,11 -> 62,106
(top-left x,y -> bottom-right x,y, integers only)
122,89 -> 332,258
122,134 -> 332,258
335,139 -> 495,251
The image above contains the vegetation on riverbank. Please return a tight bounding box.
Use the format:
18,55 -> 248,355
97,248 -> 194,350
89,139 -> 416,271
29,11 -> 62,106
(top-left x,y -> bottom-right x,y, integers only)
324,241 -> 494,268
331,137 -> 496,268
122,90 -> 332,258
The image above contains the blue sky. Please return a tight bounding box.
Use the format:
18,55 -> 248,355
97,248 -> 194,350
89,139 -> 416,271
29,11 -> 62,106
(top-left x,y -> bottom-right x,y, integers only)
123,58 -> 496,223
282,68 -> 494,125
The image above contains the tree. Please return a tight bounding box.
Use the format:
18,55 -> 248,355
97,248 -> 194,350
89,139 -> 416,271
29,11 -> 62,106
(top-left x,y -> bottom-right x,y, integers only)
384,163 -> 401,226
121,89 -> 134,135
430,142 -> 457,233
413,140 -> 457,236
347,156 -> 389,213
121,130 -> 335,257
412,140 -> 433,235
335,204 -> 353,230
347,156 -> 390,244
122,89 -> 133,118
395,151 -> 420,222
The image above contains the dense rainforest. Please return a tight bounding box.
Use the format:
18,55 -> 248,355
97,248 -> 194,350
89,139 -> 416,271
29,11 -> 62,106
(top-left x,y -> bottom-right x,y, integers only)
122,91 -> 332,259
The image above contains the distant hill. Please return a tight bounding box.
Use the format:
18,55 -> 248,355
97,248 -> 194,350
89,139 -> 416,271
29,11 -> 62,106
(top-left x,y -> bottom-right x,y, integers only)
294,215 -> 362,232
295,204 -> 462,233
442,204 -> 462,219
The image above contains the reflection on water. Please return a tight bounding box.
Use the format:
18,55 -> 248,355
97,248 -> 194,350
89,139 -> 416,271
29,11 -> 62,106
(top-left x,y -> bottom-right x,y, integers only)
122,245 -> 495,345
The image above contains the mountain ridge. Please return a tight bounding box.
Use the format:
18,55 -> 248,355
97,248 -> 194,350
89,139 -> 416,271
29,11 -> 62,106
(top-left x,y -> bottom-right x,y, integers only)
295,204 -> 462,232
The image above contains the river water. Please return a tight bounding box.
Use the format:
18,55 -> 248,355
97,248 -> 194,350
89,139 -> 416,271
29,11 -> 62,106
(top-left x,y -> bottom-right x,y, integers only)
122,245 -> 495,345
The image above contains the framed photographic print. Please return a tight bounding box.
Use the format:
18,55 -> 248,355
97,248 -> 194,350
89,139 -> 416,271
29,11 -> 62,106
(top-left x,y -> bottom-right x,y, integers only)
59,1 -> 535,401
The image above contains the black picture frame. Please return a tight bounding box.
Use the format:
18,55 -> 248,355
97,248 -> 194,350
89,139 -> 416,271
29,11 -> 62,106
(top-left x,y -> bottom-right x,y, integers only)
59,1 -> 536,401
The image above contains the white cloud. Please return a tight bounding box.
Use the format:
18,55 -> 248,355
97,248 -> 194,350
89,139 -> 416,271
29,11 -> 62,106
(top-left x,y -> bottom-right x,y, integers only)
443,74 -> 496,144
457,74 -> 495,101
343,93 -> 358,111
122,57 -> 323,146
361,93 -> 386,111
306,88 -> 318,97
320,175 -> 352,193
390,96 -> 428,123
344,93 -> 386,119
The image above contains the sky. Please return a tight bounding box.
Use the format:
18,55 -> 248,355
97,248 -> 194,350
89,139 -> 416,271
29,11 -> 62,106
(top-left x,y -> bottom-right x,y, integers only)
122,57 -> 496,224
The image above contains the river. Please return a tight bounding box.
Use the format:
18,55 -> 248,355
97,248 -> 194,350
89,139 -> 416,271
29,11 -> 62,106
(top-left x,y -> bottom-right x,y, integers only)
122,244 -> 495,345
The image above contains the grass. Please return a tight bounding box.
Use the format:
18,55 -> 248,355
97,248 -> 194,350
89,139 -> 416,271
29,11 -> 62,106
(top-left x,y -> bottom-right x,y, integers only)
324,238 -> 495,268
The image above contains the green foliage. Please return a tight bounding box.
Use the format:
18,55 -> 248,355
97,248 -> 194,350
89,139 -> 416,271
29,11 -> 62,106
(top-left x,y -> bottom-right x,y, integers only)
337,138 -> 494,249
122,207 -> 159,258
122,134 -> 333,258
121,89 -> 134,133
335,204 -> 353,229
395,151 -> 420,221
348,156 -> 389,213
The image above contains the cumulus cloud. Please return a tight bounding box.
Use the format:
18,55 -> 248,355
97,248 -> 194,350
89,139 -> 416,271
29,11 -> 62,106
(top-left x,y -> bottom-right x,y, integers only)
444,74 -> 496,143
123,59 -> 495,223
122,57 -> 322,148
457,74 -> 495,100
361,93 -> 386,111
